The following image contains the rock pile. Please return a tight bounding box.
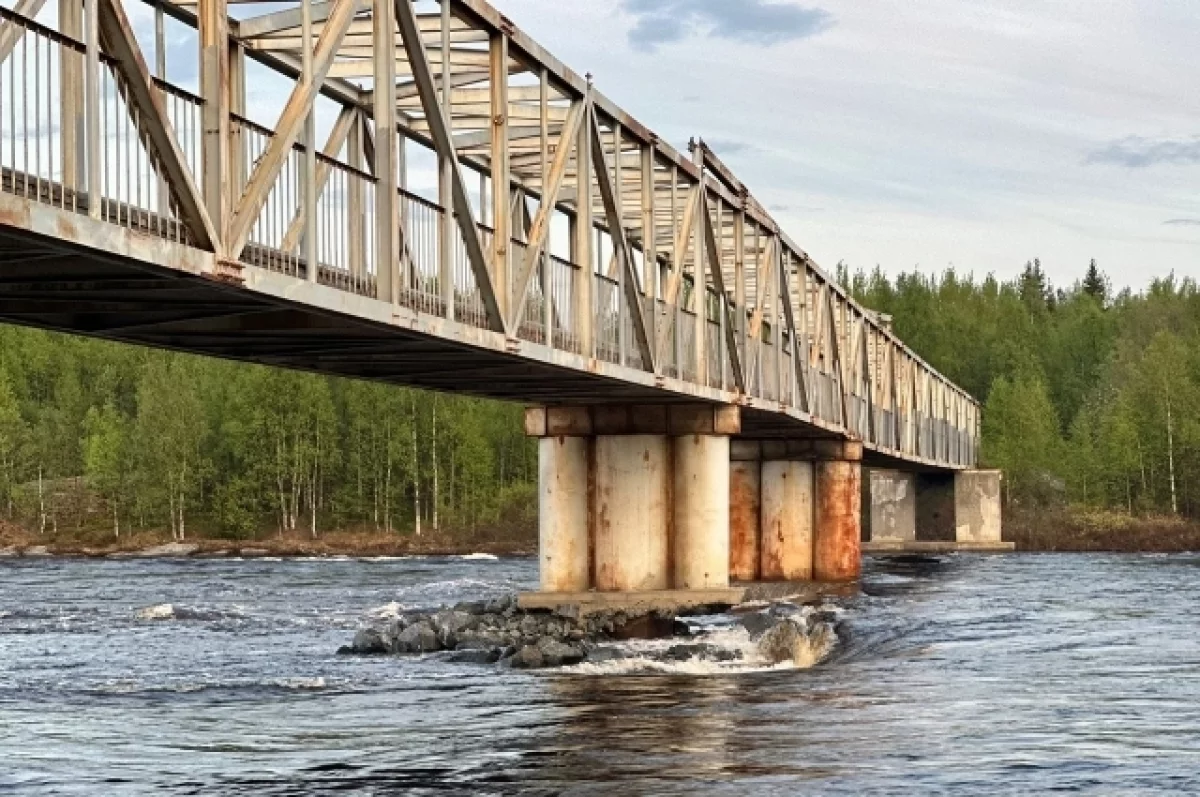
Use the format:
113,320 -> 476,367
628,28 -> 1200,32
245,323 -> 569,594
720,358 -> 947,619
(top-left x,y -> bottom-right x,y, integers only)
339,593 -> 841,670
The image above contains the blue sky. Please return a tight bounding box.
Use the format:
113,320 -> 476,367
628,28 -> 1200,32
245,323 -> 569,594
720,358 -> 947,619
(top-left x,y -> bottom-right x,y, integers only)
491,0 -> 1200,290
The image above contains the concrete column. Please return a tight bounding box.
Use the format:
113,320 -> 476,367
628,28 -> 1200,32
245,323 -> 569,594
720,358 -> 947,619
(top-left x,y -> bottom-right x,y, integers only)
814,458 -> 862,581
729,460 -> 761,581
955,470 -> 1003,543
760,460 -> 815,581
593,435 -> 670,591
538,436 -> 590,592
674,435 -> 730,589
865,469 -> 917,543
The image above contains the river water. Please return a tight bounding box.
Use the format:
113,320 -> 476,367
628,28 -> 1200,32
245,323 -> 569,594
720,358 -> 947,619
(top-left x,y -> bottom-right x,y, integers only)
2,553 -> 1198,794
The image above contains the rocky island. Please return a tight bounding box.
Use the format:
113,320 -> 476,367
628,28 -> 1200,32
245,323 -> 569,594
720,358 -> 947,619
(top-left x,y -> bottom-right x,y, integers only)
339,594 -> 841,671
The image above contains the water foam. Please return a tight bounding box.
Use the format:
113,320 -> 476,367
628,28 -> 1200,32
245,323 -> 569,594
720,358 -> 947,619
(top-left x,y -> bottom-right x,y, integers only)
135,603 -> 177,621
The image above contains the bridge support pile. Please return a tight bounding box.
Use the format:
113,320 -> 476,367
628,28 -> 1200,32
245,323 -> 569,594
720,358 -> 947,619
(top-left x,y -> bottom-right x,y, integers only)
728,440 -> 863,585
524,405 -> 740,607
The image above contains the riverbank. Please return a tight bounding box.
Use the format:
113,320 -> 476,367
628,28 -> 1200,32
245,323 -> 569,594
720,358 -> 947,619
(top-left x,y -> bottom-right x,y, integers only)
0,521 -> 534,558
1005,506 -> 1200,552
3,506 -> 1198,558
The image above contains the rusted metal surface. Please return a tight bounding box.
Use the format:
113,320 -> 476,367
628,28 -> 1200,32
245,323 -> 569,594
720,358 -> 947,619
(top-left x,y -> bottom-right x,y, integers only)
592,435 -> 670,592
814,460 -> 862,582
672,435 -> 730,590
538,436 -> 590,593
728,460 -> 761,582
760,460 -> 814,581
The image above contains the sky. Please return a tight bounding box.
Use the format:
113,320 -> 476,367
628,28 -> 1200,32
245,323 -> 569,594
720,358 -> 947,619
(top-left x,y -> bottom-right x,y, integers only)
488,0 -> 1200,291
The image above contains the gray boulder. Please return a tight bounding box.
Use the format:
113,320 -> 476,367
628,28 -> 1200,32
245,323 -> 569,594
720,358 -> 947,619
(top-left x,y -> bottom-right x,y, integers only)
508,644 -> 544,669
434,610 -> 477,635
394,621 -> 441,653
447,648 -> 502,665
536,637 -> 585,667
341,628 -> 388,655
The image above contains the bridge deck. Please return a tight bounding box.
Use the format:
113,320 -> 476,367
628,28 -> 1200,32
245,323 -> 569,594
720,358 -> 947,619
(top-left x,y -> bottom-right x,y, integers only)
0,0 -> 978,472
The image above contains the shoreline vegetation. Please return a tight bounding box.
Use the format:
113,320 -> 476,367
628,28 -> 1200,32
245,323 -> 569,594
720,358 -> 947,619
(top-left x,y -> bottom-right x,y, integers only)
0,520 -> 535,558
3,506 -> 1199,558
1,264 -> 1196,553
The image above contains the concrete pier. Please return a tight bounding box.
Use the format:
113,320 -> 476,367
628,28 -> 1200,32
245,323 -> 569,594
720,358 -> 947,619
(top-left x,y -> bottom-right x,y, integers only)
728,459 -> 761,582
954,470 -> 1003,544
862,468 -> 1010,553
525,404 -> 738,605
814,443 -> 863,582
759,460 -> 814,581
863,469 -> 917,543
674,434 -> 731,589
594,434 -> 671,591
537,436 -> 590,592
530,404 -> 1002,607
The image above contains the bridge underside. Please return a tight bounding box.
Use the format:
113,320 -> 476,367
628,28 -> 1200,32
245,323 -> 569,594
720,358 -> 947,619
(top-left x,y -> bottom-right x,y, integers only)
0,215 -> 942,474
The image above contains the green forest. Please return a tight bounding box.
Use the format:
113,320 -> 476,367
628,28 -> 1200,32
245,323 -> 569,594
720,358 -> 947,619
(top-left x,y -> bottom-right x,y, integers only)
0,261 -> 1196,545
0,328 -> 536,542
844,262 -> 1199,519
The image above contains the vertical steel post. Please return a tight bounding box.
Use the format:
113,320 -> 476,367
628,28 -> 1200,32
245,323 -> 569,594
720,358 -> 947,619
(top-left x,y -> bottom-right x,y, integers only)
574,89 -> 593,357
438,0 -> 454,318
198,0 -> 229,249
301,0 -> 317,282
489,31 -> 510,319
539,66 -> 551,344
347,111 -> 364,277
692,147 -> 707,386
84,0 -> 99,218
373,0 -> 397,302
154,3 -> 168,215
60,0 -> 83,188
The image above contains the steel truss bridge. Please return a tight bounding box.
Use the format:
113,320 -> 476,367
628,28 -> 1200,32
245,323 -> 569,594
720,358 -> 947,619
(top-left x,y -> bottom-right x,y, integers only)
0,0 -> 977,471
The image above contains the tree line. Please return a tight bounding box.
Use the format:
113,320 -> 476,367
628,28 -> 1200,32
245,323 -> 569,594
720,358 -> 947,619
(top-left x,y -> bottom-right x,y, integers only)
844,261 -> 1199,518
0,327 -> 535,539
1,260 -> 1195,541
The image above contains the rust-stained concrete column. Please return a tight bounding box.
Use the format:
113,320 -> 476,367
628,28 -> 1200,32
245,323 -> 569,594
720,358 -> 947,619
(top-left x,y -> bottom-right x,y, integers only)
760,459 -> 815,581
594,434 -> 671,591
674,434 -> 730,589
537,436 -> 589,592
729,457 -> 761,582
526,404 -> 740,596
814,441 -> 863,582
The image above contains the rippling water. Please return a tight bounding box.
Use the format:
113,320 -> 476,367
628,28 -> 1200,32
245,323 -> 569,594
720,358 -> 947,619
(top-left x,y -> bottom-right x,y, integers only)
2,553 -> 1199,794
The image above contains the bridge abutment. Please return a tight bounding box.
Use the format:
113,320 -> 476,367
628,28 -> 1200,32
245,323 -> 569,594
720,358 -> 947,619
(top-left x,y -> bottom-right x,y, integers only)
862,469 -> 1010,553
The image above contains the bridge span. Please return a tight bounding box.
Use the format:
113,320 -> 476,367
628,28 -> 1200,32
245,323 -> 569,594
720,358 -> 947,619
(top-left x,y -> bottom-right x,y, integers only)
0,0 -> 1001,598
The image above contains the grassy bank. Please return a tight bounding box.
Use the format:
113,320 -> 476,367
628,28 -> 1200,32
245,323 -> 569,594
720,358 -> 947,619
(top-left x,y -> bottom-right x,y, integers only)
1005,506 -> 1200,552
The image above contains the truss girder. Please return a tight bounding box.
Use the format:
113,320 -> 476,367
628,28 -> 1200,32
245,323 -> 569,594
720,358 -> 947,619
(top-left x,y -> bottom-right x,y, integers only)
0,0 -> 981,470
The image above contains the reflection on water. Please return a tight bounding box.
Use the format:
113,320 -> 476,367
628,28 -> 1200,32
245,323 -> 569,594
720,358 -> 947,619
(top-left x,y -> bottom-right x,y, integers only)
2,553 -> 1199,795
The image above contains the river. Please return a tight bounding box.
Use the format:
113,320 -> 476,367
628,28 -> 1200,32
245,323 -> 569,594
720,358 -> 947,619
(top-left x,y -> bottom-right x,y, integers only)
1,553 -> 1198,794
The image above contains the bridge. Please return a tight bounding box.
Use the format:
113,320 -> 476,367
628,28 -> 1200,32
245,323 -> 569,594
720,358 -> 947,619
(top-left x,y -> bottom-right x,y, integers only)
0,0 -> 1002,601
